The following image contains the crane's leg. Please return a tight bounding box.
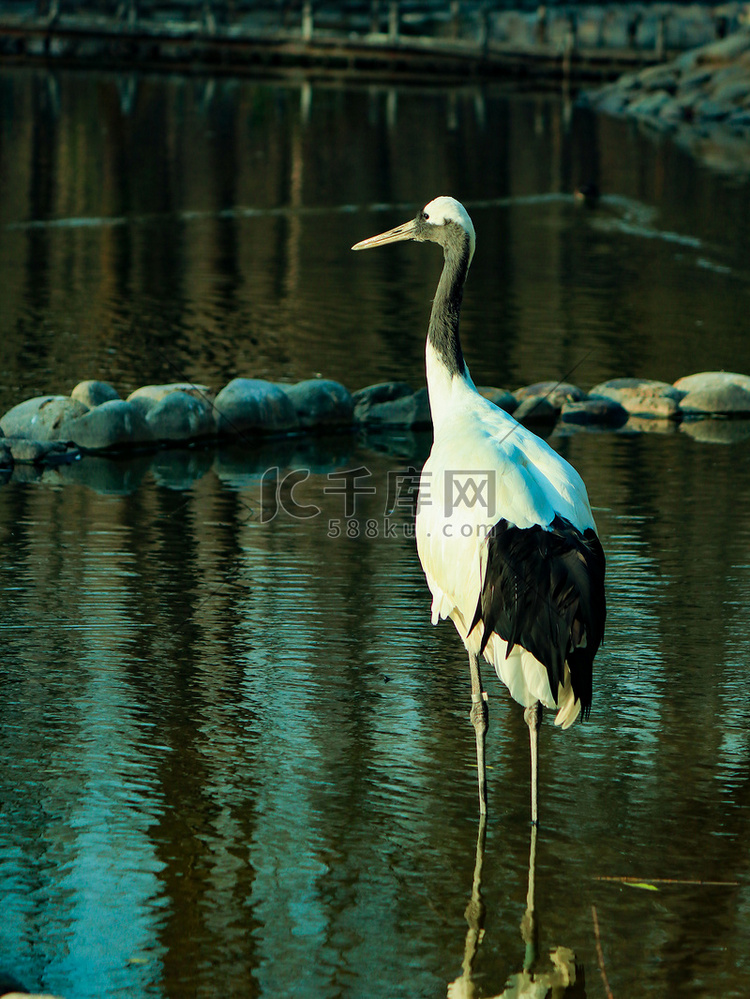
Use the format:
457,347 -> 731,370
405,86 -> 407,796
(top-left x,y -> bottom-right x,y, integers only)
524,701 -> 542,826
468,651 -> 489,816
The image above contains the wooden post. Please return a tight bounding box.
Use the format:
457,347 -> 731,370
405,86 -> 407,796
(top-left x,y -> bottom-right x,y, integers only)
300,81 -> 312,124
302,0 -> 314,41
478,5 -> 490,57
370,0 -> 381,34
627,12 -> 642,50
562,11 -> 576,82
534,5 -> 547,47
562,28 -> 572,83
450,0 -> 460,40
203,0 -> 217,35
388,0 -> 399,42
386,87 -> 397,130
656,14 -> 666,60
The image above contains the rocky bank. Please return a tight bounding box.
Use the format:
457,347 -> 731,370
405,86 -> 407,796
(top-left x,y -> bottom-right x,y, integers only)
2,370 -> 750,481
582,26 -> 750,175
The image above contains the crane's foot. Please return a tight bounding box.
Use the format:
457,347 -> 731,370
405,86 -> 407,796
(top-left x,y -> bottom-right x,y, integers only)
470,691 -> 489,815
523,701 -> 542,734
470,690 -> 489,737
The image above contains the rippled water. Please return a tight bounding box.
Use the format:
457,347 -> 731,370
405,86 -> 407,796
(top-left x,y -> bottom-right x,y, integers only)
1,66 -> 750,999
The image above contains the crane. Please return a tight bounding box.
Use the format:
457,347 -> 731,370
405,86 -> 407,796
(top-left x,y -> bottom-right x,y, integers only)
353,197 -> 606,822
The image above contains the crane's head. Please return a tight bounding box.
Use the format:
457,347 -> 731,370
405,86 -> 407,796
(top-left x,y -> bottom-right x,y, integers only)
352,196 -> 476,265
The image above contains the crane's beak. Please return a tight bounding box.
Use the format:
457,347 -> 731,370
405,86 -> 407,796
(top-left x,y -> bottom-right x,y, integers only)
352,217 -> 419,251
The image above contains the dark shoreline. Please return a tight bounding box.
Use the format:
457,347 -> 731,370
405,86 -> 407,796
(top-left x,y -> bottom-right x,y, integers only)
0,1 -> 724,84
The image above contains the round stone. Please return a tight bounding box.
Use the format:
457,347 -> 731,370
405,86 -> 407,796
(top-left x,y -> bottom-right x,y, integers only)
68,400 -> 154,451
355,387 -> 431,428
145,391 -> 215,441
213,378 -> 300,437
280,379 -> 354,429
0,395 -> 88,441
127,383 -> 214,418
70,380 -> 121,408
589,378 -> 684,419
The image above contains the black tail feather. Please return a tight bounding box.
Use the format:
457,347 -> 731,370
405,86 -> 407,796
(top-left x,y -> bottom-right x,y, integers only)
469,515 -> 606,716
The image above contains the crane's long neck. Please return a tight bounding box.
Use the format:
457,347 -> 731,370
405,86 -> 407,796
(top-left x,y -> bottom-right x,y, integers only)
426,236 -> 475,423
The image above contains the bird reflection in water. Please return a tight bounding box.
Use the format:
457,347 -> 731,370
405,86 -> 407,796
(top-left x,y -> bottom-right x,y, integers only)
448,818 -> 582,999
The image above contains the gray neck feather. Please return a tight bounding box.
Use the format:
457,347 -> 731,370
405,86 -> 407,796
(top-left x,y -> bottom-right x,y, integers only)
427,236 -> 470,379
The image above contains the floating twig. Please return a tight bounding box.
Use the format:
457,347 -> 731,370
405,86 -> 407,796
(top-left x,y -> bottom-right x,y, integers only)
596,876 -> 739,887
591,905 -> 614,999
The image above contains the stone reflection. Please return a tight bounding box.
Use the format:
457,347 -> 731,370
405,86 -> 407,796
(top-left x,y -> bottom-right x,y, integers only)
449,819 -> 580,999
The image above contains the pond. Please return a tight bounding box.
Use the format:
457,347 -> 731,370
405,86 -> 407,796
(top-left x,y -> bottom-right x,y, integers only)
1,65 -> 750,999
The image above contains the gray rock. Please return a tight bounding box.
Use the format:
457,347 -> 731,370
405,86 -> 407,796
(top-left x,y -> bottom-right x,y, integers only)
626,394 -> 682,419
614,71 -> 643,93
636,112 -> 677,135
679,67 -> 715,91
127,382 -> 214,418
352,381 -> 414,421
560,397 -> 628,427
9,439 -> 47,463
513,394 -> 560,423
0,395 -> 88,441
7,438 -> 75,464
515,381 -> 586,408
674,370 -> 750,394
659,96 -> 689,121
477,386 -> 518,413
629,89 -> 675,117
708,62 -> 750,86
145,391 -> 216,442
595,90 -> 630,116
710,78 -> 750,105
695,29 -> 750,64
280,379 -> 354,429
638,64 -> 679,93
213,378 -> 300,437
590,378 -> 684,419
68,399 -> 154,451
680,383 -> 750,414
585,27 -> 750,174
673,47 -> 702,73
693,97 -> 731,121
70,380 -> 121,408
356,387 -> 431,428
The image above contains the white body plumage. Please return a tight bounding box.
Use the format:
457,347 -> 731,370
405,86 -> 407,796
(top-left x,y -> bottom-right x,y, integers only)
416,350 -> 596,728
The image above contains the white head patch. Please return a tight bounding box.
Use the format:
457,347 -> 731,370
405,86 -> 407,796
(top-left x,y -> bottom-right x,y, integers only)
422,196 -> 476,260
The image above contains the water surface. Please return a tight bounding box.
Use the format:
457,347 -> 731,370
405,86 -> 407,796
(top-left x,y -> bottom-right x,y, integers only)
1,66 -> 750,999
